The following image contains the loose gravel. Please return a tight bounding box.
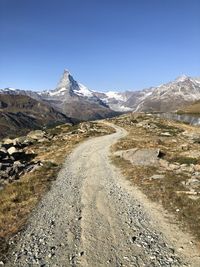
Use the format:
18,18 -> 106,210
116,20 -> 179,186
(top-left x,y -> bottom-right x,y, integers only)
5,123 -> 198,266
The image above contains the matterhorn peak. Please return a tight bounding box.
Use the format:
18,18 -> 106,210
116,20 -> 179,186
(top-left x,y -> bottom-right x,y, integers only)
175,74 -> 190,83
63,69 -> 70,75
56,69 -> 78,90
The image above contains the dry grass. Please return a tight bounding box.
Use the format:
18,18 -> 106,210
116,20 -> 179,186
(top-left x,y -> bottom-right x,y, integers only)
0,162 -> 58,238
0,121 -> 115,261
110,113 -> 200,241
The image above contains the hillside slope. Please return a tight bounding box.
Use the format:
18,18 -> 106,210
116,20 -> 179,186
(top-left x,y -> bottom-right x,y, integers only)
0,94 -> 73,138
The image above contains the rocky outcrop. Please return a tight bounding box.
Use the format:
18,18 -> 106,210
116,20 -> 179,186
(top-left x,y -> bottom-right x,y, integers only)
115,148 -> 163,166
27,130 -> 47,140
0,130 -> 48,188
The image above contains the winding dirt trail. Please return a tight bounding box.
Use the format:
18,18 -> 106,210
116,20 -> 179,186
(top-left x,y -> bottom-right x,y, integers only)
6,123 -> 200,267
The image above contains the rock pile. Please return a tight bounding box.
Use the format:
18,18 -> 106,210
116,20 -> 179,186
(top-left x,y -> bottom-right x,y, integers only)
0,130 -> 48,188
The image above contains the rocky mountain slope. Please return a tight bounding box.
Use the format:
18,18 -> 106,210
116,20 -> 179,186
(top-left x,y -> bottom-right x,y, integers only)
0,87 -> 42,101
0,94 -> 73,139
93,91 -> 133,112
133,75 -> 200,112
95,75 -> 200,112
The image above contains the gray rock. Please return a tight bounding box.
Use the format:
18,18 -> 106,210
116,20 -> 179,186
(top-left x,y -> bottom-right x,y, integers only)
2,138 -> 14,149
13,136 -> 34,148
7,146 -> 19,155
7,147 -> 26,160
150,174 -> 165,180
37,137 -> 49,143
160,132 -> 171,137
115,148 -> 161,166
185,178 -> 200,189
27,130 -> 46,140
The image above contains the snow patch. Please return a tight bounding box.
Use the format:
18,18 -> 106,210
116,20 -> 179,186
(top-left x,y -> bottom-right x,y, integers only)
74,83 -> 93,97
105,91 -> 126,101
175,75 -> 189,82
0,87 -> 17,92
48,87 -> 67,96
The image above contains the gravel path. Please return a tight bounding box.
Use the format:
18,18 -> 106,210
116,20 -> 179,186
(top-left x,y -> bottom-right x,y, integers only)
6,123 -> 199,266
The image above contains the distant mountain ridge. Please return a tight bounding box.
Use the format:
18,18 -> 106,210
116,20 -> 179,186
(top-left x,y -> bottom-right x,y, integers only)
94,75 -> 200,112
1,71 -> 200,115
0,87 -> 43,101
131,75 -> 200,112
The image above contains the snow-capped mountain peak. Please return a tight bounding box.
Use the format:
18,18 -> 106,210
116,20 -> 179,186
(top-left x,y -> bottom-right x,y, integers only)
0,87 -> 19,93
56,69 -> 79,92
175,74 -> 190,82
38,69 -> 108,114
40,69 -> 94,98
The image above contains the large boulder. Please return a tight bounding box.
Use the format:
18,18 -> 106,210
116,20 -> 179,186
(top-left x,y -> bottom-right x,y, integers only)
7,147 -> 19,155
0,132 -> 40,188
115,148 -> 162,166
13,136 -> 34,148
2,138 -> 14,149
7,147 -> 26,160
27,130 -> 46,140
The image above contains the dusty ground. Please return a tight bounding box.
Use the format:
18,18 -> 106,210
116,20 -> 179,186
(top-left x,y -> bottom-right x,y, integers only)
5,122 -> 200,267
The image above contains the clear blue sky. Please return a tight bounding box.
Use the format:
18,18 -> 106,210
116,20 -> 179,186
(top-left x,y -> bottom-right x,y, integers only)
0,0 -> 200,92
